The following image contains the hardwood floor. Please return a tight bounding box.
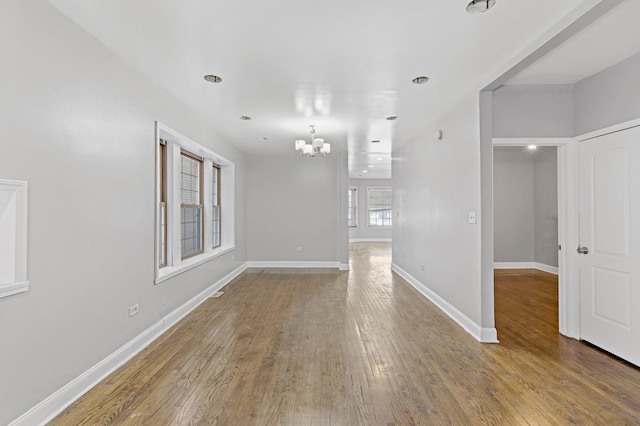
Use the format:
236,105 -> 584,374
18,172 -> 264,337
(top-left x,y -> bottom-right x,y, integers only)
51,244 -> 640,425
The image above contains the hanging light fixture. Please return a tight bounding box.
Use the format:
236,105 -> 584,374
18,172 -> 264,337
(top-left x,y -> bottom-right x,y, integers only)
294,125 -> 331,157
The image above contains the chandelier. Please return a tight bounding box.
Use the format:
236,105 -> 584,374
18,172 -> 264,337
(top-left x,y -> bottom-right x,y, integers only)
294,125 -> 331,157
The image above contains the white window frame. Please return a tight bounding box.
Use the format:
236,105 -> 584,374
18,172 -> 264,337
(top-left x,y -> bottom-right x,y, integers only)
367,187 -> 392,228
0,179 -> 29,299
348,186 -> 358,227
155,122 -> 235,284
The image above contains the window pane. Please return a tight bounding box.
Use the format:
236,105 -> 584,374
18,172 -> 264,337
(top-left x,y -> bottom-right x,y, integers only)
181,205 -> 202,257
158,202 -> 166,266
212,206 -> 221,248
212,165 -> 221,248
348,187 -> 357,227
368,188 -> 392,227
181,154 -> 200,204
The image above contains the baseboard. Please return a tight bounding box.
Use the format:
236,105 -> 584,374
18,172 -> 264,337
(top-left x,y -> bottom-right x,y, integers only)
349,238 -> 392,243
246,261 -> 340,269
9,263 -> 248,426
391,263 -> 499,344
494,262 -> 558,275
339,263 -> 350,271
534,263 -> 559,275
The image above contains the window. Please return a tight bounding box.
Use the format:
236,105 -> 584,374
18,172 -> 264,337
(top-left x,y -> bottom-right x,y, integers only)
155,122 -> 236,284
158,141 -> 167,267
180,152 -> 203,259
212,164 -> 221,248
367,187 -> 392,227
348,186 -> 357,227
0,179 -> 29,299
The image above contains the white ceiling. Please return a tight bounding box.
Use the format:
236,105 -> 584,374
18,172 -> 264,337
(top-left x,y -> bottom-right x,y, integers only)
49,0 -> 590,178
507,0 -> 640,85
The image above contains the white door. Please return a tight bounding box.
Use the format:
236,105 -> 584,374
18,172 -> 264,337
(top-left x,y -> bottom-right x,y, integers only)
579,126 -> 640,367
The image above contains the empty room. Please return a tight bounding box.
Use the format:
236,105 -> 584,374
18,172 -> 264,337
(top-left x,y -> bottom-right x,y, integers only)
2,0 -> 640,424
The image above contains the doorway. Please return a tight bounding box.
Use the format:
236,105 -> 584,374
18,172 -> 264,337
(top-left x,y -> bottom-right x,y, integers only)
493,145 -> 560,337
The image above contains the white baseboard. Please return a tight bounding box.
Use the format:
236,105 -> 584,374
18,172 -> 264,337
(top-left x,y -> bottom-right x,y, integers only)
9,263 -> 248,426
494,262 -> 559,275
534,263 -> 559,275
391,263 -> 498,343
246,261 -> 340,269
349,238 -> 392,243
339,263 -> 350,271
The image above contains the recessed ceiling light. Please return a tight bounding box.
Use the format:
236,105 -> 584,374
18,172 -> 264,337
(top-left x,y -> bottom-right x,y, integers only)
368,165 -> 374,168
528,145 -> 537,150
412,76 -> 430,84
386,116 -> 398,121
362,170 -> 368,173
203,74 -> 222,83
376,157 -> 383,161
466,0 -> 496,14
239,116 -> 252,120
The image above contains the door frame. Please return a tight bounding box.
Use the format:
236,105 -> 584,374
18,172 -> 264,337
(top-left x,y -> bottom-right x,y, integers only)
493,137 -> 577,338
494,117 -> 640,340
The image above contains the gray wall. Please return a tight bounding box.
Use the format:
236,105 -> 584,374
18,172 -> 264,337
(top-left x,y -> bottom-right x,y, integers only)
493,148 -> 535,262
492,85 -> 574,138
0,1 -> 246,424
493,147 -> 558,267
494,52 -> 640,139
246,154 -> 347,263
348,178 -> 393,241
393,90 -> 483,326
574,51 -> 640,135
534,148 -> 559,267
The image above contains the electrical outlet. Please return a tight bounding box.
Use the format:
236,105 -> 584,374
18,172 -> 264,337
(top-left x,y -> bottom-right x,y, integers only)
296,247 -> 303,252
468,211 -> 477,224
420,265 -> 424,271
129,304 -> 139,317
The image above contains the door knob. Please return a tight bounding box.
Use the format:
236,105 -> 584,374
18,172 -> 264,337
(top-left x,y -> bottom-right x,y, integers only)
577,246 -> 589,255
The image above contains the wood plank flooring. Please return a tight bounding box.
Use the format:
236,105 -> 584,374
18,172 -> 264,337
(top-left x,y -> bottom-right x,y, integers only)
51,244 -> 640,425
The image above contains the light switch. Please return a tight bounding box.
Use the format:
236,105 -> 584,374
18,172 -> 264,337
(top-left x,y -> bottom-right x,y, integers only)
468,211 -> 477,224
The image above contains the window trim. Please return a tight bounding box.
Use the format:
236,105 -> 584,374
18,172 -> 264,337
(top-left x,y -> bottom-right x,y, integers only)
0,179 -> 29,299
348,186 -> 358,228
367,187 -> 392,228
155,122 -> 235,284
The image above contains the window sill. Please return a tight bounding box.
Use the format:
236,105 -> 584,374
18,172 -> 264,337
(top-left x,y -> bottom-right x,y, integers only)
0,281 -> 29,299
155,246 -> 234,284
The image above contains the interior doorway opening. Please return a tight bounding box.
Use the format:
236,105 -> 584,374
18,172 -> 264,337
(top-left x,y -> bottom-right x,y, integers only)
492,142 -> 566,339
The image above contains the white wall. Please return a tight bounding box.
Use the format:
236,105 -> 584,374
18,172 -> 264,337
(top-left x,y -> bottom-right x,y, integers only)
393,91 -> 484,330
348,178 -> 393,241
0,1 -> 246,424
574,51 -> 640,135
246,154 -> 347,265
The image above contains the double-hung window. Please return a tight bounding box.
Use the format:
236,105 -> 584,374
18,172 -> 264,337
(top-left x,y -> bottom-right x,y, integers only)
367,187 -> 392,227
180,151 -> 203,259
158,141 -> 167,267
212,164 -> 221,248
348,186 -> 357,227
155,122 -> 235,283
